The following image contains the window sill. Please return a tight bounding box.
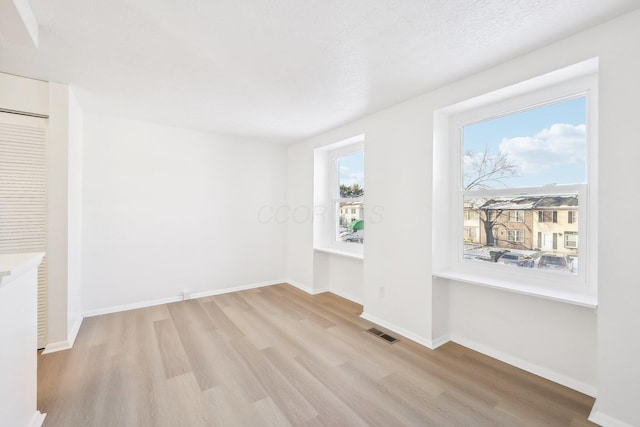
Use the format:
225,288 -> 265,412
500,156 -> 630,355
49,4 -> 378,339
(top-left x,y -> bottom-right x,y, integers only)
314,247 -> 364,261
433,270 -> 597,309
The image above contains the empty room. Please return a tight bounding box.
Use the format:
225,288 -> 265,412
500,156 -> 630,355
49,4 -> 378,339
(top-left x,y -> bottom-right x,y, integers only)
1,1 -> 639,426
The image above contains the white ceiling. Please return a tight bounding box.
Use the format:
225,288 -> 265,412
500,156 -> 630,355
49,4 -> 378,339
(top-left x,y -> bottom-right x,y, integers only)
1,1 -> 638,144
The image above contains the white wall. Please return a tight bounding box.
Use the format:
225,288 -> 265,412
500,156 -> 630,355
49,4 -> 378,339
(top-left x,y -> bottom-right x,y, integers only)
66,90 -> 83,339
81,114 -> 287,313
592,10 -> 640,426
313,252 -> 363,304
285,141 -> 315,291
287,9 -> 640,425
45,82 -> 85,352
46,82 -> 70,347
448,283 -> 597,393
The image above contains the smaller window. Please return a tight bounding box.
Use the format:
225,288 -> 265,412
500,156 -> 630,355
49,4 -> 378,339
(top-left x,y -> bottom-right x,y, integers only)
565,232 -> 578,248
314,134 -> 365,258
568,211 -> 577,224
336,151 -> 364,245
508,210 -> 525,223
507,230 -> 525,242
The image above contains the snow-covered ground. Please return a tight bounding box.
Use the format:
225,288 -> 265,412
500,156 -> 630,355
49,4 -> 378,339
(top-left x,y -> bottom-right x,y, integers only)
464,244 -> 578,273
463,244 -> 540,262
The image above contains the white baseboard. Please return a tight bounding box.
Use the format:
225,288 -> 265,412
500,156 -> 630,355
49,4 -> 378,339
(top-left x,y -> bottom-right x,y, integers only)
360,311 -> 435,349
285,279 -> 329,295
189,279 -> 286,299
430,334 -> 451,349
28,411 -> 46,427
41,340 -> 72,355
327,288 -> 363,305
82,279 -> 288,318
41,317 -> 83,354
83,295 -> 182,318
42,316 -> 84,354
449,334 -> 597,397
284,279 -> 363,305
589,401 -> 635,427
356,313 -> 595,398
67,315 -> 83,348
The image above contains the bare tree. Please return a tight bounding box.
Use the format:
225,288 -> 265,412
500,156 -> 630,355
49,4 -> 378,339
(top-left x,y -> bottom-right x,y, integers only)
464,145 -> 517,191
481,208 -> 503,247
465,145 -> 518,247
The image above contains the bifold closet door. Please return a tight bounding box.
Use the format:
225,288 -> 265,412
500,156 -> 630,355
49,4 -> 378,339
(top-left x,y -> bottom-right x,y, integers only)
0,111 -> 48,349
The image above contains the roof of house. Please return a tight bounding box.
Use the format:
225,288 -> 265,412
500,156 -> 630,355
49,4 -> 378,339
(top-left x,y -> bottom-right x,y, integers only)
466,195 -> 578,210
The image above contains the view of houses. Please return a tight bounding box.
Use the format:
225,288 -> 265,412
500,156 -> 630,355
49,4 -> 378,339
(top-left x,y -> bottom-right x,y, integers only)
464,195 -> 578,270
338,201 -> 364,243
339,201 -> 364,226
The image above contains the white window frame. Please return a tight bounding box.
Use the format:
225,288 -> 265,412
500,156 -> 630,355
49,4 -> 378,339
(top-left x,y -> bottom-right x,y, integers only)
507,230 -> 525,243
538,210 -> 558,223
432,59 -> 598,307
565,231 -> 578,249
313,134 -> 365,259
330,144 -> 365,247
508,210 -> 525,223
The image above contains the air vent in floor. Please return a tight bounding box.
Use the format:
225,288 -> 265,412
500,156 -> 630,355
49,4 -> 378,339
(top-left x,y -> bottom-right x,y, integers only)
367,327 -> 398,344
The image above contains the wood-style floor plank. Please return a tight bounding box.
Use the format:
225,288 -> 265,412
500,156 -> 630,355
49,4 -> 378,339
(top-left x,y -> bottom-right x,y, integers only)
153,318 -> 192,379
38,284 -> 598,427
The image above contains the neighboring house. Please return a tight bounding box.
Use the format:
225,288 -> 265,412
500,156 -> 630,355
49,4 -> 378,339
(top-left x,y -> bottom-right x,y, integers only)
339,201 -> 364,227
533,196 -> 579,256
469,195 -> 579,256
463,202 -> 482,243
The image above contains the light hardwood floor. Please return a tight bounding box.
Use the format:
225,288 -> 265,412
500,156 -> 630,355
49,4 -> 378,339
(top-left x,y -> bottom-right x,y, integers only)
38,284 -> 597,426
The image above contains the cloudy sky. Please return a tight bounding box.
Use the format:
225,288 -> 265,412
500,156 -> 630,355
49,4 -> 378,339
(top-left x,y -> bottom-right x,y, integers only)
463,96 -> 586,189
338,151 -> 365,189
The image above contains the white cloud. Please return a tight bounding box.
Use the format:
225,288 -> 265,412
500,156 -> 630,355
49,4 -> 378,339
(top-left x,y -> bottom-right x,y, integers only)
340,165 -> 364,187
499,123 -> 586,175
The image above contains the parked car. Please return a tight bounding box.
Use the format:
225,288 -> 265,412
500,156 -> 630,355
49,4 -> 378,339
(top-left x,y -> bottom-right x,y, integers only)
497,253 -> 534,268
489,249 -> 509,262
537,253 -> 570,271
341,230 -> 364,243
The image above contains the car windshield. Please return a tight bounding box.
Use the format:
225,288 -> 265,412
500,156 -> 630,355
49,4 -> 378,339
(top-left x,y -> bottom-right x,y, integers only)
502,255 -> 518,260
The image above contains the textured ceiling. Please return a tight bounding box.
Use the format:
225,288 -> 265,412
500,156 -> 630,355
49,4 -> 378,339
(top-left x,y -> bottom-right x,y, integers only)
1,0 -> 638,143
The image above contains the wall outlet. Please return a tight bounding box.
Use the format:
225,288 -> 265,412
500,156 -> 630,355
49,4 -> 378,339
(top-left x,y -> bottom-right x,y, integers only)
379,287 -> 385,298
181,289 -> 190,301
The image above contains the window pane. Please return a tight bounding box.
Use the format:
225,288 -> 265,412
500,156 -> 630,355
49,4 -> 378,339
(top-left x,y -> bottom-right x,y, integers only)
464,194 -> 578,274
338,152 -> 364,198
463,97 -> 586,189
565,232 -> 578,248
337,201 -> 363,244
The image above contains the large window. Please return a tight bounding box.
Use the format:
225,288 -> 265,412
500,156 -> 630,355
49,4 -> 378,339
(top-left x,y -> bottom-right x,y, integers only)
462,96 -> 586,275
433,60 -> 598,305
